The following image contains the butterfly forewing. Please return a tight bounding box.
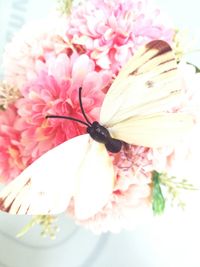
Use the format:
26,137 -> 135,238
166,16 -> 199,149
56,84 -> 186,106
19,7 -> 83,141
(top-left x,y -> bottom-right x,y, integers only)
99,40 -> 194,147
100,40 -> 183,127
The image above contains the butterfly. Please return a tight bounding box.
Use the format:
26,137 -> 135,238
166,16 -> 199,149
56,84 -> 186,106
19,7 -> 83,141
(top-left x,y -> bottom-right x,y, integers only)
0,40 -> 194,220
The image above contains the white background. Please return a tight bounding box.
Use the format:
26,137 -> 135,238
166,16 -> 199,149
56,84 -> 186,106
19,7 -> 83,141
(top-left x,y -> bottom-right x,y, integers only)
0,0 -> 200,266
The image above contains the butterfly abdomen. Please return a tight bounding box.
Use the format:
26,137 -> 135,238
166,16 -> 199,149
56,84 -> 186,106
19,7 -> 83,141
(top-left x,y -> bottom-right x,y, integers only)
105,138 -> 122,153
87,121 -> 122,153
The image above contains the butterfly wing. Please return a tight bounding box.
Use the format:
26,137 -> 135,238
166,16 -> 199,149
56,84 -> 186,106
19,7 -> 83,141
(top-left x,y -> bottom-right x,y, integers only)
100,40 -> 183,126
0,134 -> 90,215
0,134 -> 115,219
99,40 -> 194,147
108,113 -> 194,148
74,138 -> 115,220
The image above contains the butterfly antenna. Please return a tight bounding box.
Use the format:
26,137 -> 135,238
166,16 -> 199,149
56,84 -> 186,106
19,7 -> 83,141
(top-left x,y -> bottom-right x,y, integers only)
45,115 -> 90,127
78,87 -> 92,126
46,87 -> 92,127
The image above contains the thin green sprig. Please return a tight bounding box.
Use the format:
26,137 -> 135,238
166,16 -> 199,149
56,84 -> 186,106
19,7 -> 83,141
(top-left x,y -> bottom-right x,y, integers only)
17,215 -> 59,239
151,171 -> 198,214
159,172 -> 197,209
57,0 -> 73,15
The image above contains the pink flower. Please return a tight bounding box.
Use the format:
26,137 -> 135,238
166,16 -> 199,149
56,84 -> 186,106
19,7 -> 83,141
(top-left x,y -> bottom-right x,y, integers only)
178,62 -> 200,118
160,63 -> 200,181
15,53 -> 112,161
3,0 -> 174,93
67,0 -> 174,72
149,62 -> 200,179
0,105 -> 26,182
3,16 -> 71,89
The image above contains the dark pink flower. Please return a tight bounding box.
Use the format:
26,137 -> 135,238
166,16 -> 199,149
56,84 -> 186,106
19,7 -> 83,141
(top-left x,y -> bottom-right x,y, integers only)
0,105 -> 26,182
15,53 -> 112,161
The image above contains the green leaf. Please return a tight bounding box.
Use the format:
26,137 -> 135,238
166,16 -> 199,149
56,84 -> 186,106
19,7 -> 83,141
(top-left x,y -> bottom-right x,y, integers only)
16,219 -> 37,238
152,171 -> 165,215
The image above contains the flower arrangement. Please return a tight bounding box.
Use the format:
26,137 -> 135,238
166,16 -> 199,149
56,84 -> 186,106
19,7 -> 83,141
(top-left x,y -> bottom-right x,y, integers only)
0,0 -> 199,236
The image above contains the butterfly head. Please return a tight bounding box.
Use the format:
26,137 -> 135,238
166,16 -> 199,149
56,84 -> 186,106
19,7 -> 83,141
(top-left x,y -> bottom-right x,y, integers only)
87,121 -> 110,143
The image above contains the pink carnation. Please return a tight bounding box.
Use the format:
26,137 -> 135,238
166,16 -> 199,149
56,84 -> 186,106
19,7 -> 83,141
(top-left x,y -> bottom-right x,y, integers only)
67,0 -> 174,72
0,105 -> 26,182
15,53 -> 112,161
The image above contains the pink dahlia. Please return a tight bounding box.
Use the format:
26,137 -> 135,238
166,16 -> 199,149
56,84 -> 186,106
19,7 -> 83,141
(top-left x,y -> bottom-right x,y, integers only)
0,105 -> 26,183
67,0 -> 174,72
15,53 -> 112,162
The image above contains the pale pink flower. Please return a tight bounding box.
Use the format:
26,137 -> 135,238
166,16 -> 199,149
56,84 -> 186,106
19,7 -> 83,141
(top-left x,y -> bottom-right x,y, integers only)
150,62 -> 200,179
15,53 -> 112,161
163,63 -> 200,181
67,0 -> 174,72
0,105 -> 26,183
3,16 -> 71,89
178,62 -> 200,118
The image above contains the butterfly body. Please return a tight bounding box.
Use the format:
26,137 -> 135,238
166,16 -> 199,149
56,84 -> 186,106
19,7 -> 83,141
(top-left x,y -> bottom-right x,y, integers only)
0,40 -> 195,219
87,121 -> 122,153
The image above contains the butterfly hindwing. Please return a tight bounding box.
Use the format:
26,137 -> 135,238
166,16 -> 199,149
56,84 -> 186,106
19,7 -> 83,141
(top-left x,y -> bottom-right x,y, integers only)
74,138 -> 115,220
108,113 -> 194,148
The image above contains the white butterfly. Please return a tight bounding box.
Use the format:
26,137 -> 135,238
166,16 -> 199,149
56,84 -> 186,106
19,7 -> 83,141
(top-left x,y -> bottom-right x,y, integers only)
0,40 -> 194,220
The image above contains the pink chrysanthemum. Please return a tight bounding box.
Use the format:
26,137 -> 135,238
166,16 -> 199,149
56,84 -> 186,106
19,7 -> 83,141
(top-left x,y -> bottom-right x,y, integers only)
15,53 -> 112,162
0,105 -> 26,183
67,0 -> 174,72
3,0 -> 174,91
3,16 -> 70,89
